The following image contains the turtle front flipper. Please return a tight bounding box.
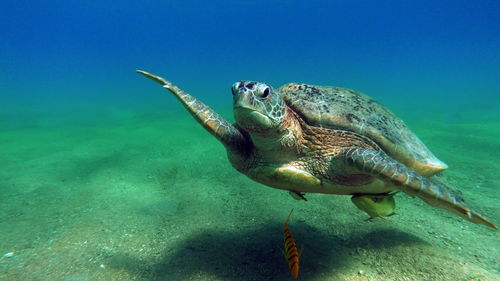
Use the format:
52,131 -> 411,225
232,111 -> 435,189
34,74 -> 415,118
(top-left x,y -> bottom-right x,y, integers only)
136,70 -> 251,155
344,147 -> 497,229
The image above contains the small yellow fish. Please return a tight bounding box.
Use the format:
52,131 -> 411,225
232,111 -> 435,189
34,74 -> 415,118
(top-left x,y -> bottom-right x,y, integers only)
351,192 -> 397,219
283,210 -> 300,279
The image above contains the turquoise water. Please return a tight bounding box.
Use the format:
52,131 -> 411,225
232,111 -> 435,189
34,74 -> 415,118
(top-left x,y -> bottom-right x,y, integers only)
1,1 -> 499,280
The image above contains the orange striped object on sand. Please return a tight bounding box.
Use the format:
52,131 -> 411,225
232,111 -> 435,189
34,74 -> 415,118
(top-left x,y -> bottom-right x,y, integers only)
283,209 -> 300,279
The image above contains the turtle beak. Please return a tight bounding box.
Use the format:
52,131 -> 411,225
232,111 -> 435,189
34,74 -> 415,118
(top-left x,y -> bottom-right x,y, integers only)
232,81 -> 243,94
232,82 -> 253,109
234,94 -> 252,109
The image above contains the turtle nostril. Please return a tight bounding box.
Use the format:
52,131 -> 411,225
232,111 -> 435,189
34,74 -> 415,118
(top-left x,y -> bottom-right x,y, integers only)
238,82 -> 245,89
246,82 -> 255,90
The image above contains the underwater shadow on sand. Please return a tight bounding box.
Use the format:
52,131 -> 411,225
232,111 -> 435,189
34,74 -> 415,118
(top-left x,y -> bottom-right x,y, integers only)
104,223 -> 426,281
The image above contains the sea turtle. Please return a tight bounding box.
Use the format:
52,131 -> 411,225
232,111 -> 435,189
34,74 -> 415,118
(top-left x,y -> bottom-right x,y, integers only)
136,70 -> 497,229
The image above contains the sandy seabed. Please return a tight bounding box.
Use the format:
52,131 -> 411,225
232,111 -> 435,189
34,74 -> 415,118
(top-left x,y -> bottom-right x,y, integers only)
0,103 -> 498,281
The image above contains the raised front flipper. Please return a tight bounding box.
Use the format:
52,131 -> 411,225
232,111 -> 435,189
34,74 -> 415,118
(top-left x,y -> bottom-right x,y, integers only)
136,70 -> 251,156
344,147 -> 497,229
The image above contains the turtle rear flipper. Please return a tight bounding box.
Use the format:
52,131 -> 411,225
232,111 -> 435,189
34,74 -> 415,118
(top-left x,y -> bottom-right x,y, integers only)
344,147 -> 497,229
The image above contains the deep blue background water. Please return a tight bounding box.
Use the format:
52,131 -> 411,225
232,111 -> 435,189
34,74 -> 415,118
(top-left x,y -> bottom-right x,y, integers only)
1,0 -> 498,110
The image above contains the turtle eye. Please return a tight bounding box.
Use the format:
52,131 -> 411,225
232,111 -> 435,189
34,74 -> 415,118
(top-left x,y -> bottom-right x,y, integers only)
262,87 -> 270,98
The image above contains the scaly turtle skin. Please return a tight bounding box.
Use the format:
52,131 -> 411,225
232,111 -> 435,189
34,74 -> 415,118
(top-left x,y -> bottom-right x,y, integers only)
136,70 -> 497,229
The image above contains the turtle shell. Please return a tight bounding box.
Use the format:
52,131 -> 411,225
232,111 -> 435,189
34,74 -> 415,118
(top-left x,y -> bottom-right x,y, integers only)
278,83 -> 447,176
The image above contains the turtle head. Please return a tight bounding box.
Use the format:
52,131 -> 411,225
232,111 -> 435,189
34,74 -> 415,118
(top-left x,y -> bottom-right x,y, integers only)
232,81 -> 286,134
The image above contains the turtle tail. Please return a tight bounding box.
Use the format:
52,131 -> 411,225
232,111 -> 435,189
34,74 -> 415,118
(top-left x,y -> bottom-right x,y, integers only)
136,70 -> 251,155
344,147 -> 497,229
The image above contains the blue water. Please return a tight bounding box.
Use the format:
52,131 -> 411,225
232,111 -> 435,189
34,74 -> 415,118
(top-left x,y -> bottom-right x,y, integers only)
1,1 -> 499,280
1,1 -> 498,108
